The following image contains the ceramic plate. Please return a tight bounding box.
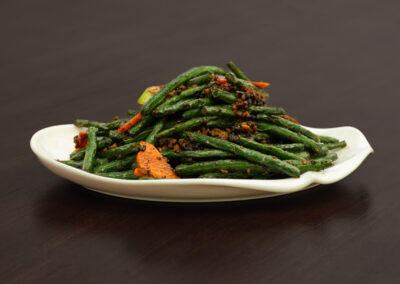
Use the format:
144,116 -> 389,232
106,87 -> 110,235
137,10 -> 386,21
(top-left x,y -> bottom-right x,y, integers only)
30,124 -> 373,202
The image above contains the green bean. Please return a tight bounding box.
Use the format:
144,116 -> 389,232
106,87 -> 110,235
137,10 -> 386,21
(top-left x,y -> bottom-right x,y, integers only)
201,106 -> 236,117
198,172 -> 278,179
314,152 -> 338,162
156,116 -> 217,139
286,159 -> 333,173
66,63 -> 344,179
123,127 -> 154,144
325,141 -> 347,150
247,105 -> 286,115
70,137 -> 113,161
251,133 -> 270,141
198,172 -> 250,179
95,158 -> 109,165
211,89 -> 236,104
183,105 -> 232,120
183,132 -> 300,176
162,149 -> 234,160
257,122 -> 327,156
94,155 -> 136,173
163,118 -> 186,129
128,115 -> 153,136
257,114 -> 320,142
272,143 -> 305,152
296,160 -> 333,173
105,120 -> 123,130
159,151 -> 181,160
76,119 -> 125,130
235,137 -> 305,161
226,61 -> 249,80
146,118 -> 165,144
199,172 -> 250,179
175,159 -> 266,177
141,66 -> 225,115
69,148 -> 87,161
295,151 -> 311,159
74,119 -> 108,130
82,127 -> 98,172
160,84 -> 211,108
109,130 -> 127,141
59,157 -> 108,168
155,98 -> 213,116
187,74 -> 213,86
96,170 -> 139,180
104,143 -> 139,159
182,150 -> 234,159
319,135 -> 339,144
182,108 -> 203,119
204,119 -> 234,129
59,160 -> 83,168
225,72 -> 269,97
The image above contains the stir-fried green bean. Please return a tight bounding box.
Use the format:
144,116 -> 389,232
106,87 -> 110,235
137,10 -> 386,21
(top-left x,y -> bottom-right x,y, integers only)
63,62 -> 346,180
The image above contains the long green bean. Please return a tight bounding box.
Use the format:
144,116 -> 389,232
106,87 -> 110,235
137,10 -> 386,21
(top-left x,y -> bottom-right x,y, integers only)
183,132 -> 300,176
257,114 -> 320,142
82,127 -> 98,172
257,122 -> 327,156
141,66 -> 224,115
226,61 -> 249,80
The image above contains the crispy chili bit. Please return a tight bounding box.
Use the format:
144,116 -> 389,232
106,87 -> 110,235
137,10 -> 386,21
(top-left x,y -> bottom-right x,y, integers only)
278,115 -> 299,124
250,81 -> 270,88
73,132 -> 88,152
216,75 -> 227,84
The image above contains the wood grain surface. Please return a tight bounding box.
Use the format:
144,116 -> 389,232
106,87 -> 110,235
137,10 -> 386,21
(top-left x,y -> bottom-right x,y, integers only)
1,0 -> 399,283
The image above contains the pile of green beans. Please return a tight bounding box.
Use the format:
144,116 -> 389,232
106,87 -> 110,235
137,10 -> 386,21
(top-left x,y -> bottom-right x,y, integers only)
58,62 -> 347,179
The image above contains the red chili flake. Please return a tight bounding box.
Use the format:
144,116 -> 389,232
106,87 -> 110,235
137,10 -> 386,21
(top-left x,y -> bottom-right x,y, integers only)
278,115 -> 299,124
216,75 -> 227,84
72,132 -> 88,152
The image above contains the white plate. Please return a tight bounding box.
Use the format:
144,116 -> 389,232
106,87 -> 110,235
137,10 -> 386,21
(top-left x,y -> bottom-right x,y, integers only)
30,124 -> 373,202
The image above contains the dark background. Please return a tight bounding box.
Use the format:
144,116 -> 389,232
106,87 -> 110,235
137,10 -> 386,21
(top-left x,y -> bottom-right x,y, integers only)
1,0 -> 399,283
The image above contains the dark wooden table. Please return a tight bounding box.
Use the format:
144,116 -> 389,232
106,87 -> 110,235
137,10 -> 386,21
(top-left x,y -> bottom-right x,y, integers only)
1,0 -> 399,283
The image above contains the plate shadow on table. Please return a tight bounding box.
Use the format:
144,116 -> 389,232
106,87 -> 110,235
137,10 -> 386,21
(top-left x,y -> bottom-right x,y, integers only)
35,180 -> 370,254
